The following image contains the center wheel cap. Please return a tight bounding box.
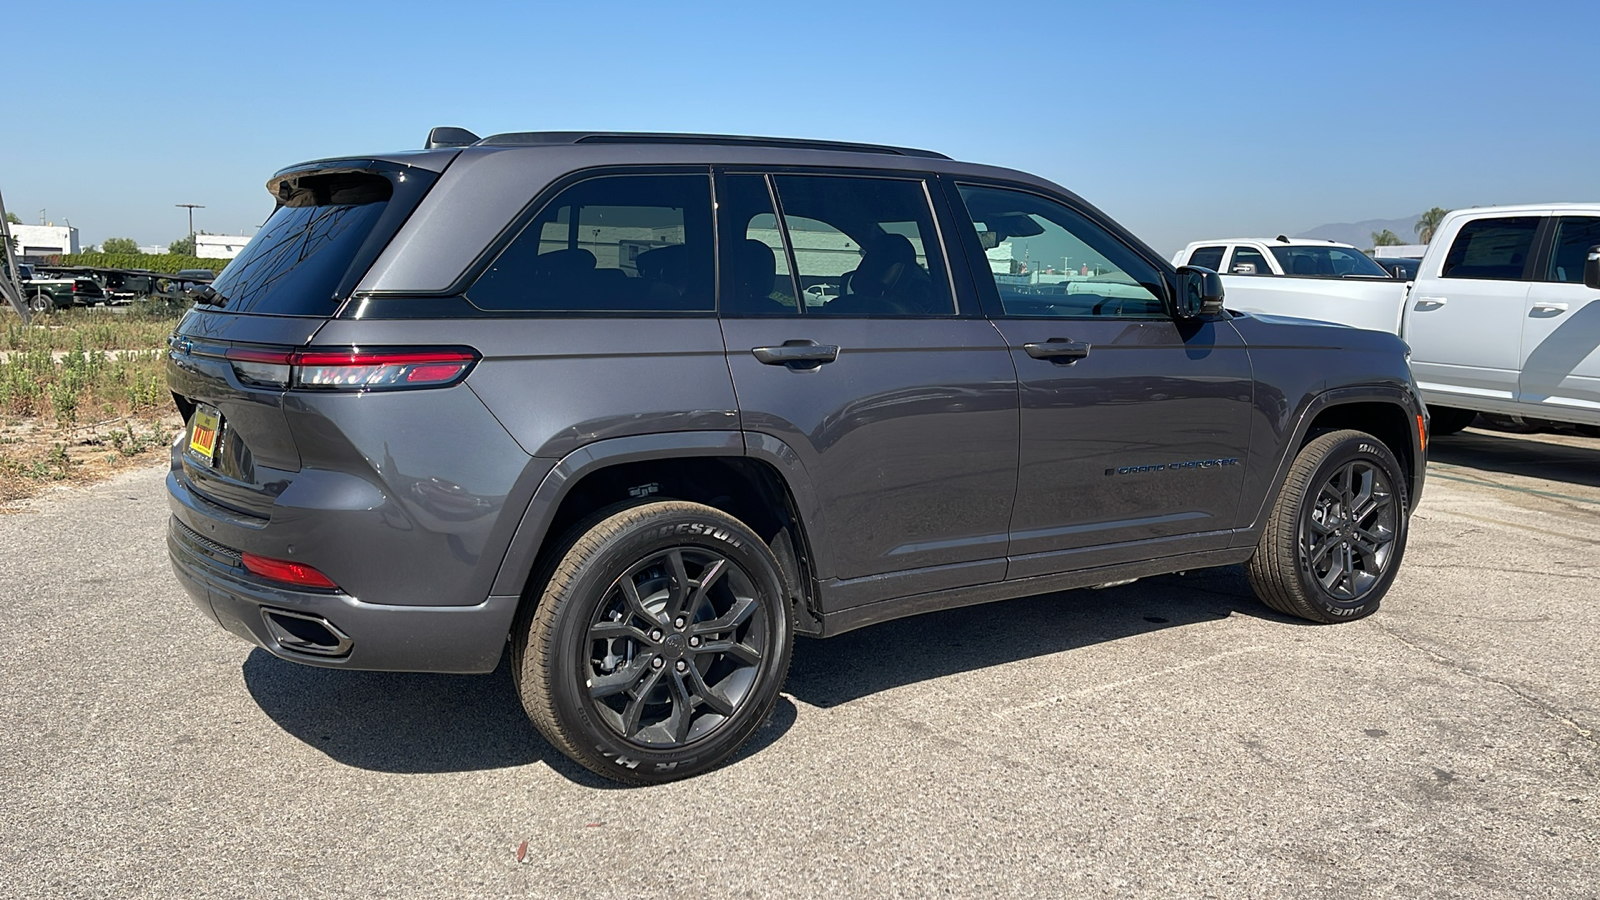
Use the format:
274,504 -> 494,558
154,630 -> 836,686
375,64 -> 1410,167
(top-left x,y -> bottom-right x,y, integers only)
661,632 -> 687,659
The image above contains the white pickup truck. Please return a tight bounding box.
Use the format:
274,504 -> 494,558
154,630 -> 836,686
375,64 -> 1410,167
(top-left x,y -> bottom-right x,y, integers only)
1175,211 -> 1600,434
1171,237 -> 1406,333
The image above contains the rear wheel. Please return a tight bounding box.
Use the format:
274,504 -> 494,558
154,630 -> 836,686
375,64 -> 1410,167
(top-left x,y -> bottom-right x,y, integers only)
516,501 -> 793,784
1247,430 -> 1409,623
1427,406 -> 1477,437
29,292 -> 52,314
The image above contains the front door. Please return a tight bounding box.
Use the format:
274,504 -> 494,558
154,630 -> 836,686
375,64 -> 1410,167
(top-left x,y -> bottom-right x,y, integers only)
1520,215 -> 1600,424
947,181 -> 1255,579
716,172 -> 1019,610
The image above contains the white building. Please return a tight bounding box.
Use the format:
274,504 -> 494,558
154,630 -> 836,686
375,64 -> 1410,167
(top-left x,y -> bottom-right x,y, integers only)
195,234 -> 253,259
7,224 -> 79,260
138,245 -> 168,256
1374,244 -> 1428,259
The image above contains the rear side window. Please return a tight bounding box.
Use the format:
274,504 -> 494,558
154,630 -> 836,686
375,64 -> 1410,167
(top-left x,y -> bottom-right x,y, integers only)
469,173 -> 714,313
210,171 -> 395,316
1187,246 -> 1226,270
1545,216 -> 1600,283
1441,217 -> 1540,281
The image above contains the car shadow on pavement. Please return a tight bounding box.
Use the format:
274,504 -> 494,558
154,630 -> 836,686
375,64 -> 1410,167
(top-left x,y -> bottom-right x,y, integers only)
241,649 -> 798,786
785,564 -> 1299,709
1428,429 -> 1600,489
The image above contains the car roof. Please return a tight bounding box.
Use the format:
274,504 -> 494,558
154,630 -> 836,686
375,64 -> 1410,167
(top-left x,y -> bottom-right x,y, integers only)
1184,238 -> 1359,249
1442,202 -> 1600,217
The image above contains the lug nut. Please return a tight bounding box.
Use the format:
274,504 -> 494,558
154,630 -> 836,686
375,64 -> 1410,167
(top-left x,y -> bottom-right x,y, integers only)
675,660 -> 688,672
674,616 -> 686,629
651,657 -> 664,669
688,636 -> 701,648
649,628 -> 663,642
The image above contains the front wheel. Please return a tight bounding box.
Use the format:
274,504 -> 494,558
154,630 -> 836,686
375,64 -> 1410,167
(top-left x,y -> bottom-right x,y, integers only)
29,292 -> 52,313
1246,430 -> 1409,623
516,501 -> 794,784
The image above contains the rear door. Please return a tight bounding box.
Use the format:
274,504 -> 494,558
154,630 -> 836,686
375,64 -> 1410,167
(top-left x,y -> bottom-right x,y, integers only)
716,171 -> 1018,610
1519,215 -> 1600,423
946,181 -> 1254,579
1406,213 -> 1544,405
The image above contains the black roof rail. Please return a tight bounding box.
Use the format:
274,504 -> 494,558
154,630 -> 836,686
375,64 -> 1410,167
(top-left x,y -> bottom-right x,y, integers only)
472,131 -> 951,160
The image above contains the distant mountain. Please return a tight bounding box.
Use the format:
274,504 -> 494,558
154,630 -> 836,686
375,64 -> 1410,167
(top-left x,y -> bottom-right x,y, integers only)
1295,215 -> 1422,248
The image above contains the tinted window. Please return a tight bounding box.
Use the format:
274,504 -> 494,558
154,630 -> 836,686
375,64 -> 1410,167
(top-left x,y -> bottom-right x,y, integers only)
210,171 -> 394,316
1269,245 -> 1390,277
1229,246 -> 1272,274
956,184 -> 1165,318
1441,216 -> 1539,281
717,175 -> 800,316
1545,216 -> 1600,284
469,173 -> 714,312
1188,246 -> 1226,270
770,175 -> 955,317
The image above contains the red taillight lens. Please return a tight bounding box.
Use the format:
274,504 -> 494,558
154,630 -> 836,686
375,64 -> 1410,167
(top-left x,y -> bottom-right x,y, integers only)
241,552 -> 339,589
222,346 -> 478,392
293,348 -> 477,391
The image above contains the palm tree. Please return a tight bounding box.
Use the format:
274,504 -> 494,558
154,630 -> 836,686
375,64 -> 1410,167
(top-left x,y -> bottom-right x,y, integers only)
1415,207 -> 1449,244
1371,229 -> 1404,248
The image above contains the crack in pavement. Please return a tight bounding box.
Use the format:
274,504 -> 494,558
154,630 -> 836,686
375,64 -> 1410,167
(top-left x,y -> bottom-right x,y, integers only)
1370,620 -> 1599,753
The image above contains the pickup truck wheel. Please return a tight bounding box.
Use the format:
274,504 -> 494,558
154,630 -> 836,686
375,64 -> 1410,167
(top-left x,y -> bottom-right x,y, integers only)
29,292 -> 52,313
515,501 -> 793,784
1246,430 -> 1408,624
1427,406 -> 1477,437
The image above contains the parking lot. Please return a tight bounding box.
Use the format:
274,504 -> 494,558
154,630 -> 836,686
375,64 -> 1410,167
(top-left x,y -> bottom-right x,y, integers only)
1,429 -> 1596,899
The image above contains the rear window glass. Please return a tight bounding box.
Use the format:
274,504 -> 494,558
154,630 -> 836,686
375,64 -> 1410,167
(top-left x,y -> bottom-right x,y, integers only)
467,173 -> 714,313
1442,216 -> 1540,281
209,171 -> 395,316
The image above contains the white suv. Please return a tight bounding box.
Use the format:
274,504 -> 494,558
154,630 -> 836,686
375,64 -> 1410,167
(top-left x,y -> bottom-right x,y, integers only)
1172,238 -> 1405,333
1405,204 -> 1600,433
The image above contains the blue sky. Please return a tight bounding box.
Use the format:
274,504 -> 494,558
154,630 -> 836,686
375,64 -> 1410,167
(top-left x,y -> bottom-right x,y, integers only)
5,0 -> 1597,256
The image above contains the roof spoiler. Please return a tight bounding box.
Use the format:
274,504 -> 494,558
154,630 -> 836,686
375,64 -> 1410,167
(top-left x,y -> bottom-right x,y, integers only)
425,126 -> 480,149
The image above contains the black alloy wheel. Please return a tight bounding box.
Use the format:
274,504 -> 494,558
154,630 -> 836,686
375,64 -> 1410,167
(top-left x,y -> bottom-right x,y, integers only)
1247,429 -> 1409,623
1301,459 -> 1398,602
584,546 -> 767,747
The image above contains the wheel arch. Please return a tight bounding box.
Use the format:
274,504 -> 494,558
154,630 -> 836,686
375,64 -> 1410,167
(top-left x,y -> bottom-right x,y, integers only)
489,431 -> 828,635
1246,386 -> 1425,535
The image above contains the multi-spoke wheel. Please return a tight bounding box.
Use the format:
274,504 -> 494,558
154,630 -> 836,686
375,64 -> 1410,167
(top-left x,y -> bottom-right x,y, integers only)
1247,430 -> 1410,623
515,501 -> 793,784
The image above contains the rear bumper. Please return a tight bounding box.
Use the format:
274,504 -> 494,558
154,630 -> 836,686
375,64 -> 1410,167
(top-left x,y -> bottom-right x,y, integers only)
167,515 -> 518,674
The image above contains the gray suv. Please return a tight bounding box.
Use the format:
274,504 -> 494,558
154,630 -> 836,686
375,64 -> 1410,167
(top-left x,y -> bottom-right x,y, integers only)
166,129 -> 1427,783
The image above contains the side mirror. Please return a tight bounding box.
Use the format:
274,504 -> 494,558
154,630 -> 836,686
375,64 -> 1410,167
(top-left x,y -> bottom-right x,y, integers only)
1174,265 -> 1225,318
1586,245 -> 1600,290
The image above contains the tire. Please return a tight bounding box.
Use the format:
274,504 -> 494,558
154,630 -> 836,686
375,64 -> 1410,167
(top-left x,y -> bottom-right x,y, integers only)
515,501 -> 794,784
1246,429 -> 1409,624
1427,406 -> 1477,437
29,292 -> 52,314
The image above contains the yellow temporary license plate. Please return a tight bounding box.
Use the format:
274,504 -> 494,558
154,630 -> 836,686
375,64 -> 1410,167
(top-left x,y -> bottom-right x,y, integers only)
188,407 -> 221,466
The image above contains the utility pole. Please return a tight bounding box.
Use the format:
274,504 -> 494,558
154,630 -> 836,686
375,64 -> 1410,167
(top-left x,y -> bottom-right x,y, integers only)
175,203 -> 204,254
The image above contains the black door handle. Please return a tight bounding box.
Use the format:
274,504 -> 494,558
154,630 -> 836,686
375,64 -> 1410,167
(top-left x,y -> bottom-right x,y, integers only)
751,341 -> 840,370
1023,339 -> 1090,364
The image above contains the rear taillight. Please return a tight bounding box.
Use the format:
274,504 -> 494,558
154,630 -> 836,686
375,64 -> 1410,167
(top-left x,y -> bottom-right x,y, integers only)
224,346 -> 478,391
241,552 -> 340,590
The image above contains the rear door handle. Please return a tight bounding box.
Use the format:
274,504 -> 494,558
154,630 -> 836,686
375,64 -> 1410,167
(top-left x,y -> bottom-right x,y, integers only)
1023,339 -> 1090,364
1414,296 -> 1447,309
1531,301 -> 1569,313
751,341 -> 839,370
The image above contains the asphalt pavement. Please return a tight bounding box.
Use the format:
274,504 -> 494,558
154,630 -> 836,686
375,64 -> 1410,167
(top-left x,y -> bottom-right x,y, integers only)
1,428 -> 1596,899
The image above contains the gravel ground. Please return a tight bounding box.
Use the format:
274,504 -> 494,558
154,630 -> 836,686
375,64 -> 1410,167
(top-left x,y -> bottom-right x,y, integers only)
1,427 -> 1596,899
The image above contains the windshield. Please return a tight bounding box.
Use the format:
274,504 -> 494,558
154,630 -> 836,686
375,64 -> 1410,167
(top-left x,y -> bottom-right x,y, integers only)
1269,245 -> 1391,278
209,171 -> 396,316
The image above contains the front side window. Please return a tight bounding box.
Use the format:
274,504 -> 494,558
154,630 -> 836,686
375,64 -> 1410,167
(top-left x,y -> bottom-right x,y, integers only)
1441,216 -> 1540,281
1229,246 -> 1272,275
769,175 -> 955,317
1269,245 -> 1390,278
1545,216 -> 1600,284
468,173 -> 714,312
1188,246 -> 1226,270
955,184 -> 1165,318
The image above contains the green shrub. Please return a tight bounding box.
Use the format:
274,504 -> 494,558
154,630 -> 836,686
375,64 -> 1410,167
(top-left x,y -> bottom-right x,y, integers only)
46,253 -> 233,274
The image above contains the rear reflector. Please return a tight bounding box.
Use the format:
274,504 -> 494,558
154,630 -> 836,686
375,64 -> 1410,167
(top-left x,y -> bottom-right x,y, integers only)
241,552 -> 340,589
223,346 -> 478,392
